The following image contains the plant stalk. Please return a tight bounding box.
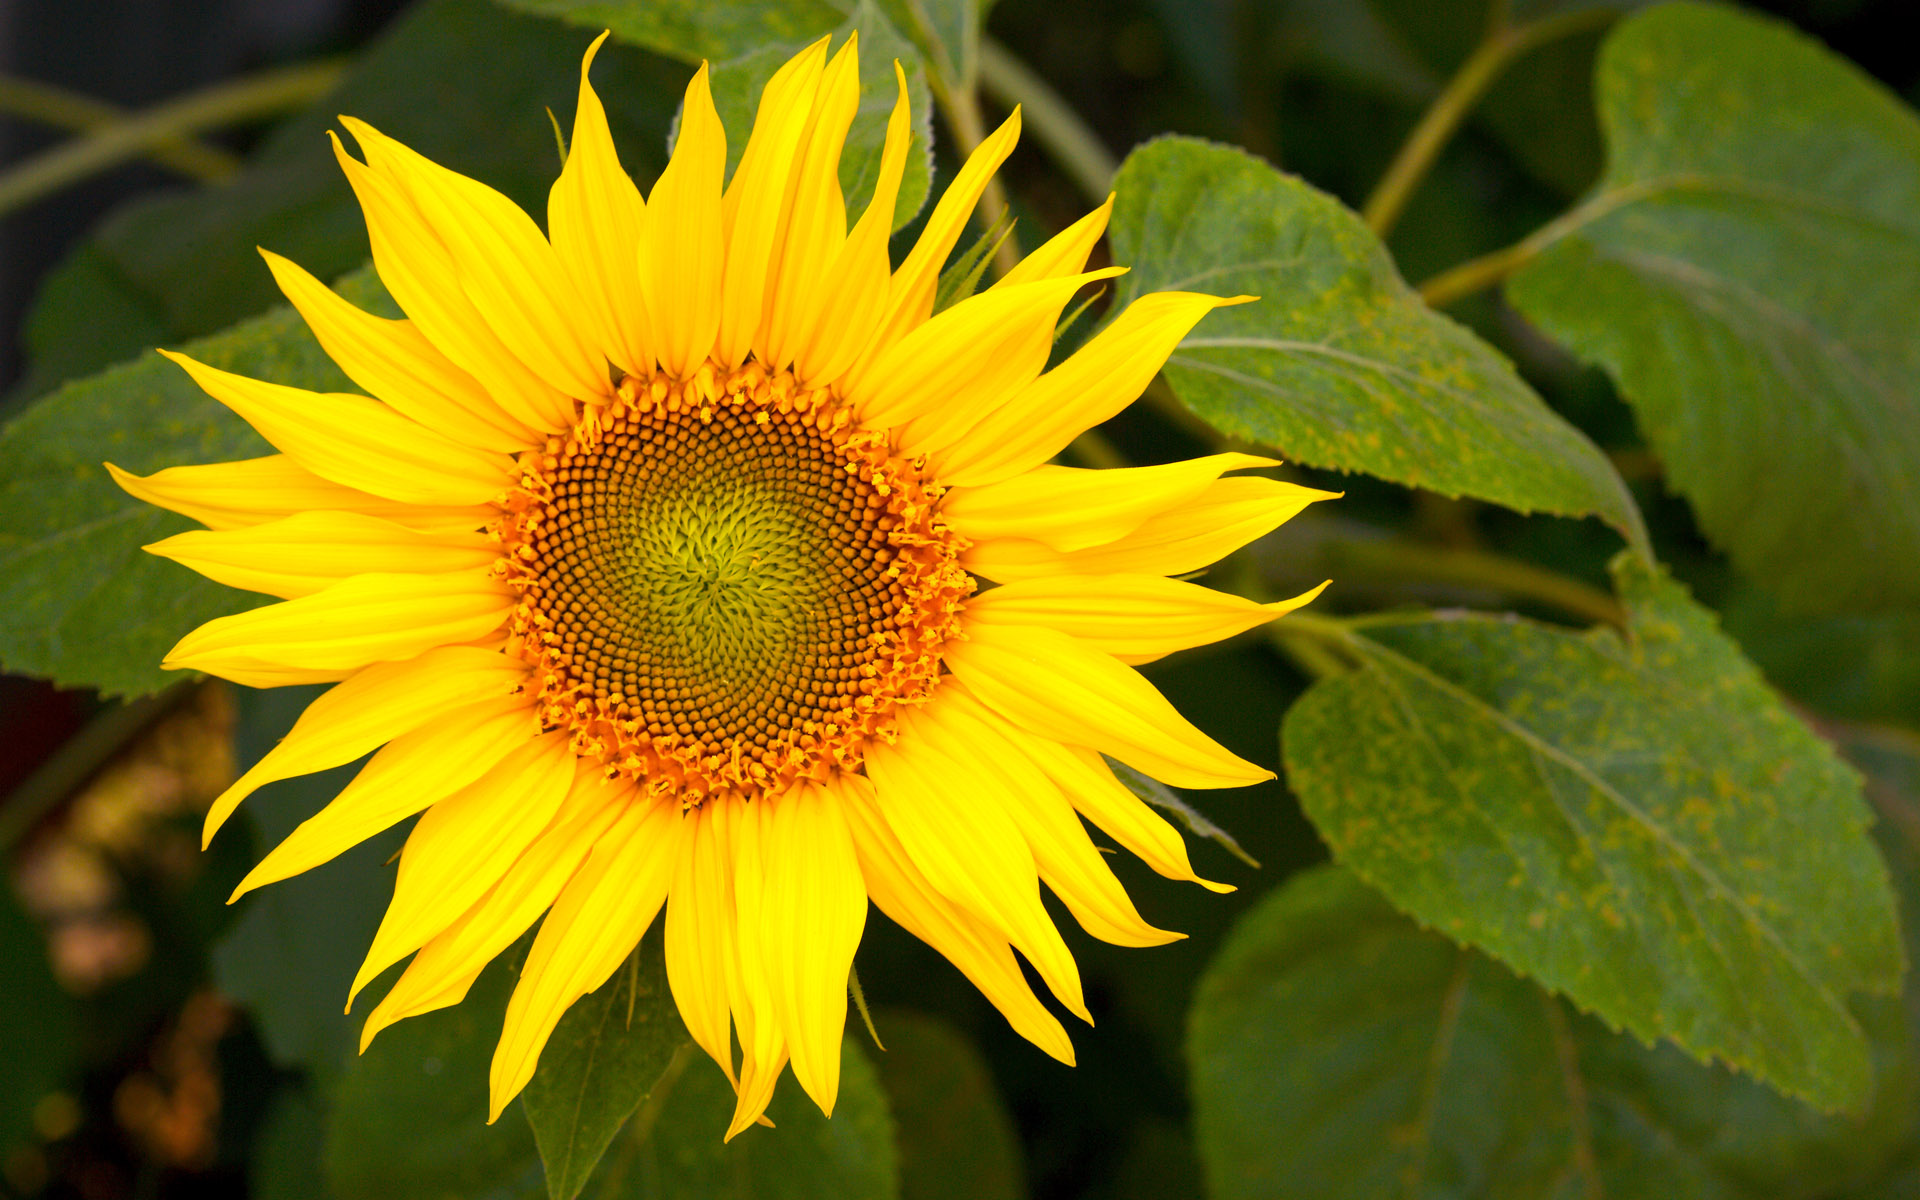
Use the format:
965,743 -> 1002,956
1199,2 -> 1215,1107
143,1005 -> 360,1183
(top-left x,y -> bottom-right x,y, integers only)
1,74 -> 240,181
977,37 -> 1118,203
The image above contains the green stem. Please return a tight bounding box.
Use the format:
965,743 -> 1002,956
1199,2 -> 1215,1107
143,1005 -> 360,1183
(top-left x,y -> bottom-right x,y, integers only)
977,37 -> 1118,203
1361,9 -> 1617,238
1324,538 -> 1626,627
0,59 -> 344,218
0,685 -> 188,850
926,65 -> 1020,278
0,74 -> 240,181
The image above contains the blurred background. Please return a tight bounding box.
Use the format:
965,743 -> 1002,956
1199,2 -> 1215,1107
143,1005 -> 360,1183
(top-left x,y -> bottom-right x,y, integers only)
3,2 -> 1917,1198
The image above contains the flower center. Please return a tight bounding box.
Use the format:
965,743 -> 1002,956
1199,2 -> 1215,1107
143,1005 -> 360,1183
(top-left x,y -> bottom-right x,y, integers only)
494,362 -> 970,803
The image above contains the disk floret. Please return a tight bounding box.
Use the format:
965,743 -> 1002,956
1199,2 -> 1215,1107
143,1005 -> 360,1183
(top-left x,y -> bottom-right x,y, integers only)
493,360 -> 971,805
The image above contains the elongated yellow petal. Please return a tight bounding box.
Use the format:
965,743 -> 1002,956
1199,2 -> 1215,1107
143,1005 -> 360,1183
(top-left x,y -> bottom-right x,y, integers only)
164,570 -> 510,685
837,109 -> 1021,400
728,792 -> 780,1080
145,510 -> 496,600
106,456 -> 491,535
756,780 -> 866,1115
919,688 -> 1179,947
716,37 -> 831,368
966,573 -> 1328,664
640,65 -> 726,378
203,645 -> 529,846
331,132 -> 574,433
344,117 -> 608,403
965,476 -> 1338,582
259,249 -> 533,451
994,194 -> 1113,288
941,452 -> 1275,553
865,715 -> 1088,1021
666,799 -> 743,1085
788,63 -> 912,387
160,351 -> 510,507
757,36 -> 861,376
838,773 -> 1075,1064
855,267 -> 1125,434
232,695 -> 536,898
549,31 -> 652,376
360,767 -> 631,1050
489,796 -> 682,1121
350,730 -> 575,1006
727,1040 -> 791,1143
932,293 -> 1254,486
943,621 -> 1270,789
997,726 -> 1233,893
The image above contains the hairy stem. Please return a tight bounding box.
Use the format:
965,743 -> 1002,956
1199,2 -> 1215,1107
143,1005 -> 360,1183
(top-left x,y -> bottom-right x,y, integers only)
0,59 -> 344,218
978,37 -> 1118,203
1324,538 -> 1626,628
1361,8 -> 1618,239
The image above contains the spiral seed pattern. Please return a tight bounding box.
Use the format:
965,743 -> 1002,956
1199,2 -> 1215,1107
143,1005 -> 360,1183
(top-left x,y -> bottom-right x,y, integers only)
495,361 -> 970,803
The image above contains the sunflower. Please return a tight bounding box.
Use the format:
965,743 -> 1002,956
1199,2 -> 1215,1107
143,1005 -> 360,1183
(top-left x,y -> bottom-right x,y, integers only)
109,31 -> 1332,1139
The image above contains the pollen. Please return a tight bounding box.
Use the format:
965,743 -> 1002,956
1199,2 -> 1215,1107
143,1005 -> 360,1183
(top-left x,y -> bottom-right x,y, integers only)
493,360 -> 972,804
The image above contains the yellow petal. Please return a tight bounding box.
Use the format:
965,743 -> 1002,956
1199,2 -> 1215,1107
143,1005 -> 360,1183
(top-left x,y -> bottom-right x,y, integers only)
343,117 -> 608,403
639,65 -> 727,378
232,694 -> 537,898
106,456 -> 490,535
919,688 -> 1179,947
838,772 -> 1075,1064
996,726 -> 1233,893
163,570 -> 511,685
489,796 -> 683,1121
159,351 -> 510,507
993,194 -> 1113,288
941,452 -> 1276,553
966,574 -> 1328,664
932,292 -> 1254,487
203,645 -> 529,846
854,267 -> 1125,434
716,37 -> 831,368
728,792 -> 781,1079
942,620 -> 1270,789
259,249 -> 533,451
965,476 -> 1338,582
666,798 -> 743,1086
145,510 -> 497,599
360,766 -> 632,1050
350,730 -> 575,1006
756,779 -> 866,1116
757,36 -> 861,376
548,31 -> 652,376
330,131 -> 574,433
727,1040 -> 791,1143
864,714 -> 1088,1021
787,62 -> 913,389
837,109 -> 1021,401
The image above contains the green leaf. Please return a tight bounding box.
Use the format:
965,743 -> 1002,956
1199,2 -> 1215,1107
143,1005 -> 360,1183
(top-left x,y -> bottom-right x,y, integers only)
1189,865 -> 1918,1200
1280,553 -> 1903,1111
869,1009 -> 1025,1200
1722,587 -> 1920,731
1507,2 -> 1920,613
17,0 -> 687,397
1107,135 -> 1646,550
324,958 -> 546,1200
0,884 -> 77,1155
697,0 -> 934,233
521,933 -> 689,1200
580,1039 -> 899,1199
499,0 -> 845,63
212,682 -> 407,1083
0,270 -> 387,697
871,0 -> 976,88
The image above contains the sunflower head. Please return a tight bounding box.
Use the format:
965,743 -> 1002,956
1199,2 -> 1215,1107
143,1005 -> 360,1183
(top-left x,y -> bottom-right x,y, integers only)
112,28 -> 1332,1141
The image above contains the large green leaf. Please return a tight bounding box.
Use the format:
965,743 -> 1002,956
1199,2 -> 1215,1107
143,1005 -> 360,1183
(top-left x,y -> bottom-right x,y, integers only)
1280,553 -> 1902,1111
697,1 -> 933,232
1108,136 -> 1646,549
1188,866 -> 1918,1200
17,0 -> 686,398
1507,2 -> 1920,613
869,1010 -> 1025,1200
521,933 -> 689,1200
0,275 -> 380,697
580,1039 -> 899,1199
